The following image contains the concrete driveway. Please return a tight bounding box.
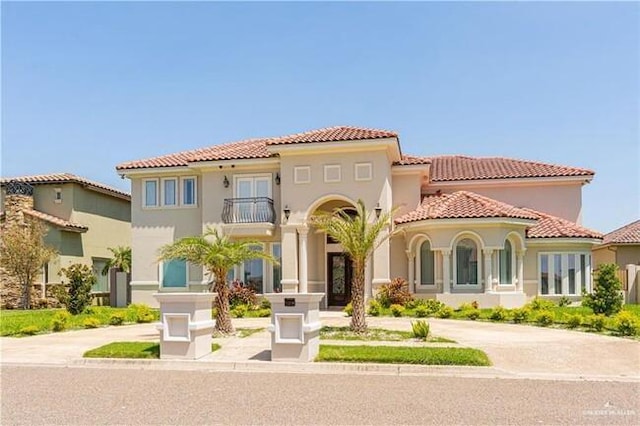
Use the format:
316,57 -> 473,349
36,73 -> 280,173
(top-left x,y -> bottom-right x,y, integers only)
1,313 -> 638,381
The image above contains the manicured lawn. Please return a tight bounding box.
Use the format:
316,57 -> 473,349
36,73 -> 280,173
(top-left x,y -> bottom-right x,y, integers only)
83,341 -> 221,359
317,345 -> 491,366
236,327 -> 265,338
319,326 -> 455,343
0,306 -> 160,337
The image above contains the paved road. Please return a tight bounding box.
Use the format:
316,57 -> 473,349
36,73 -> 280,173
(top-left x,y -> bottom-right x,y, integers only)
2,366 -> 639,425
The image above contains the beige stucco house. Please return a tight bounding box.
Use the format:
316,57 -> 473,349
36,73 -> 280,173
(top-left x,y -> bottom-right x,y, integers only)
0,173 -> 131,305
116,126 -> 602,308
593,220 -> 640,303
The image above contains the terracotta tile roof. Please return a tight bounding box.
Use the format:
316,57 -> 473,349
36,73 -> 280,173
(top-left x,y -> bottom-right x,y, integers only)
521,208 -> 602,239
394,155 -> 432,166
21,209 -> 88,232
395,191 -> 539,223
0,173 -> 130,200
602,219 -> 640,244
393,155 -> 593,181
116,126 -> 398,170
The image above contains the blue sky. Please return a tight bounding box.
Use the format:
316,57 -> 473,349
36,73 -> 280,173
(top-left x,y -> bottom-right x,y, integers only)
1,1 -> 638,233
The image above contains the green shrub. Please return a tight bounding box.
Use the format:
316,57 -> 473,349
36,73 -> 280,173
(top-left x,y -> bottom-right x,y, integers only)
535,310 -> 554,327
109,312 -> 126,326
558,296 -> 572,307
367,300 -> 381,317
127,304 -> 155,323
231,304 -> 248,318
376,278 -> 413,308
489,306 -> 508,322
586,314 -> 606,332
465,309 -> 480,321
527,297 -> 556,311
414,305 -> 429,318
83,317 -> 101,329
343,302 -> 353,317
83,307 -> 96,315
456,302 -> 475,312
19,325 -> 40,335
423,299 -> 445,315
582,264 -> 624,316
614,311 -> 639,336
51,311 -> 71,332
390,304 -> 405,317
60,264 -> 95,315
436,306 -> 454,319
256,308 -> 271,318
259,298 -> 271,310
511,307 -> 529,324
566,314 -> 582,329
411,320 -> 430,340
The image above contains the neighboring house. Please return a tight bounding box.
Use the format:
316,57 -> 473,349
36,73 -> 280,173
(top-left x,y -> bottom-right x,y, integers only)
592,219 -> 640,303
0,173 -> 131,306
116,126 -> 602,308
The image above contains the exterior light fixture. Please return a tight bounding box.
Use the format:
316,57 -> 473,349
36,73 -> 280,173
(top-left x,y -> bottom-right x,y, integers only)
223,176 -> 229,188
283,205 -> 291,220
275,172 -> 281,185
375,203 -> 382,219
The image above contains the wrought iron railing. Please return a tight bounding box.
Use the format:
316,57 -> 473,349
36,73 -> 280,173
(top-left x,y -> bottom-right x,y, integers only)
222,197 -> 276,224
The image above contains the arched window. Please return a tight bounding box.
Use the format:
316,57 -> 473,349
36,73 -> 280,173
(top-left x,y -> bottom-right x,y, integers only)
456,238 -> 478,285
499,240 -> 513,284
419,240 -> 435,285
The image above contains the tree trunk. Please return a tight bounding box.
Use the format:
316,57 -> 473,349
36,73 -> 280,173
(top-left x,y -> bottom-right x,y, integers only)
213,272 -> 234,335
20,278 -> 31,310
350,259 -> 367,333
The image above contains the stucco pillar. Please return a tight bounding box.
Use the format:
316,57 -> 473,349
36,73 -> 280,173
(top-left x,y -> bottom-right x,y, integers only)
483,249 -> 494,293
442,249 -> 451,293
297,225 -> 309,293
517,250 -> 525,293
280,225 -> 299,293
406,250 -> 416,293
372,227 -> 391,291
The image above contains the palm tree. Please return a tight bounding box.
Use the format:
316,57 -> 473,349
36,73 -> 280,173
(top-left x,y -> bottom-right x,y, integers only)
158,227 -> 276,334
312,200 -> 396,333
101,246 -> 132,275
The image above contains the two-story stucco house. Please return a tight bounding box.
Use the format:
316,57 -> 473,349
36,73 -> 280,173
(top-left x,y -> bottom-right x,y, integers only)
0,174 -> 131,306
116,126 -> 602,309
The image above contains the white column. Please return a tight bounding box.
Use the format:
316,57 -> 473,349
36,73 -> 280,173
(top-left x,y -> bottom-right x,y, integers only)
297,225 -> 309,293
406,250 -> 416,293
483,249 -> 493,293
517,250 -> 525,293
280,225 -> 299,293
372,227 -> 391,288
442,249 -> 451,293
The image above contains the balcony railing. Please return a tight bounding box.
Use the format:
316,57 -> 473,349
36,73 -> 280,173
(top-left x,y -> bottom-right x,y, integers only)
222,197 -> 276,224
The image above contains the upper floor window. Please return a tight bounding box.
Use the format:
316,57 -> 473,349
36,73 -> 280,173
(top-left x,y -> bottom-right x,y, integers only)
144,179 -> 158,207
143,177 -> 198,208
182,177 -> 196,206
162,178 -> 177,206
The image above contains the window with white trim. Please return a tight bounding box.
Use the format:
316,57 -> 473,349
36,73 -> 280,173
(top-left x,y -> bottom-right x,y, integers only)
161,259 -> 188,288
242,244 -> 265,293
182,177 -> 197,206
162,178 -> 177,206
539,252 -> 591,296
455,238 -> 479,285
498,240 -> 514,285
354,162 -> 372,181
144,179 -> 158,207
418,240 -> 435,286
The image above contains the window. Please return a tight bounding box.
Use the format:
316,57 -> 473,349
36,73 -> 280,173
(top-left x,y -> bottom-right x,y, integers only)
144,180 -> 158,207
162,178 -> 177,206
294,166 -> 311,184
498,240 -> 513,285
242,245 -> 264,293
92,259 -> 110,293
161,260 -> 187,288
324,165 -> 341,183
182,177 -> 196,206
456,238 -> 478,285
54,188 -> 62,203
418,240 -> 435,285
234,175 -> 272,221
539,253 -> 591,295
355,162 -> 373,181
272,243 -> 282,293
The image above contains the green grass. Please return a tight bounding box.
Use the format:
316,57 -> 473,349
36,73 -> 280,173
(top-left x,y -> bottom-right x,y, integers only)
0,307 -> 160,337
236,327 -> 265,338
83,341 -> 221,359
319,326 -> 455,343
317,345 -> 491,366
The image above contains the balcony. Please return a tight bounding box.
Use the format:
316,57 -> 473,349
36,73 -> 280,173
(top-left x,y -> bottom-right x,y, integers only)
221,197 -> 276,237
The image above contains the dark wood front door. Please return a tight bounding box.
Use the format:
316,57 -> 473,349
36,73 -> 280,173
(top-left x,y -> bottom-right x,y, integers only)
328,253 -> 352,306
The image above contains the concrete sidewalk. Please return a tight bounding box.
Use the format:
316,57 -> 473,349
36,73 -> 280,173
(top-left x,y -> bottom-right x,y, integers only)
2,312 -> 638,382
